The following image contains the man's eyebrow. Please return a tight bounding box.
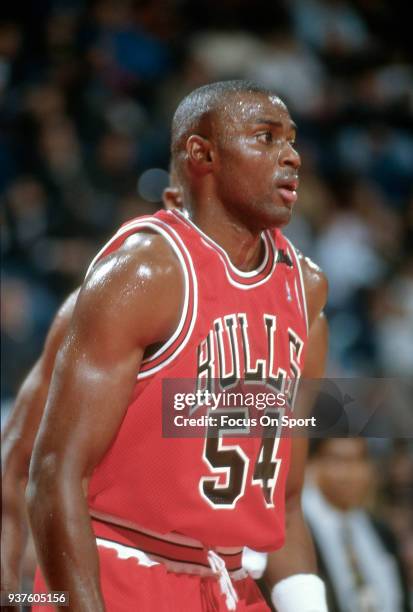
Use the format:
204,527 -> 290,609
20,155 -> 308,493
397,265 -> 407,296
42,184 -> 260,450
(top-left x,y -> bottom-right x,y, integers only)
252,118 -> 297,132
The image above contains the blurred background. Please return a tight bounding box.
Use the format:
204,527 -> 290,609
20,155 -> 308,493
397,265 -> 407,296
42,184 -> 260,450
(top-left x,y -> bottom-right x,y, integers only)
1,0 -> 412,608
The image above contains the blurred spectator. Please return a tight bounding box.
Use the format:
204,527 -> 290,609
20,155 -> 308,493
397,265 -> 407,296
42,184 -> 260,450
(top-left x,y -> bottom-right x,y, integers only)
336,125 -> 413,208
25,83 -> 66,127
0,22 -> 22,94
38,116 -> 108,234
304,438 -> 411,612
315,202 -> 384,308
5,176 -> 49,253
373,258 -> 413,376
189,30 -> 262,80
380,441 -> 413,602
88,0 -> 173,95
290,0 -> 372,57
381,441 -> 413,521
246,31 -> 326,117
1,276 -> 57,402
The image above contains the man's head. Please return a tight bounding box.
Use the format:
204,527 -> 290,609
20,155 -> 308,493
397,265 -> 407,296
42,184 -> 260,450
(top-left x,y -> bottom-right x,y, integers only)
309,438 -> 374,512
171,80 -> 301,231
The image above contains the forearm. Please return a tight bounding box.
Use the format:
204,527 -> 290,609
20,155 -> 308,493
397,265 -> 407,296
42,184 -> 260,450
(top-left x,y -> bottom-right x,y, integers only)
1,478 -> 28,593
27,469 -> 105,612
2,367 -> 49,592
264,500 -> 328,612
265,500 -> 317,587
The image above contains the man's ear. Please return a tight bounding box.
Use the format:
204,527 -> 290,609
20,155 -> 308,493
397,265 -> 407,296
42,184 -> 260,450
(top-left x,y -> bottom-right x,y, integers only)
186,135 -> 213,175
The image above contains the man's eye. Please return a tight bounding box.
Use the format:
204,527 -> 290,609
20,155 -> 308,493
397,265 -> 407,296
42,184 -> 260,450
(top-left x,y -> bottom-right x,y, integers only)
257,131 -> 273,144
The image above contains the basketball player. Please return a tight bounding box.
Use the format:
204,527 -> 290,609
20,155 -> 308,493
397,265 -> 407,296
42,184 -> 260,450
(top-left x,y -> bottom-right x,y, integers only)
27,81 -> 329,611
1,187 -> 183,597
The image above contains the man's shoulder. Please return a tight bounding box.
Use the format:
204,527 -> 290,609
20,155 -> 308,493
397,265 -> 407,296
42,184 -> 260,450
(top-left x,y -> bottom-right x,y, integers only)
278,234 -> 328,325
300,253 -> 328,328
87,230 -> 183,290
298,252 -> 328,300
277,230 -> 327,295
76,231 -> 184,347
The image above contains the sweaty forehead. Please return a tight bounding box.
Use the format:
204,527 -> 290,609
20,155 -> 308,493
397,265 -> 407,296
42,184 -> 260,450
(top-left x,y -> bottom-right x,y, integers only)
216,92 -> 290,126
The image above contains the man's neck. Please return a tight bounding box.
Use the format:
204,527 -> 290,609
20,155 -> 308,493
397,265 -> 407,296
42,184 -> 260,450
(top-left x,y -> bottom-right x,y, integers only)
187,200 -> 265,272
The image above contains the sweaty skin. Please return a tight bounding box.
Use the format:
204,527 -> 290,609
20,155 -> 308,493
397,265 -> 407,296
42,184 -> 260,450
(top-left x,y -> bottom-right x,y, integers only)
0,188 -> 183,598
182,92 -> 300,249
1,260 -> 327,598
26,90 -> 328,611
28,233 -> 185,611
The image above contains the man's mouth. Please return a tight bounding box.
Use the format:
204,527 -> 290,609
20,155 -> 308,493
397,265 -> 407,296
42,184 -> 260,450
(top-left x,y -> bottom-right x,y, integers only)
276,178 -> 299,207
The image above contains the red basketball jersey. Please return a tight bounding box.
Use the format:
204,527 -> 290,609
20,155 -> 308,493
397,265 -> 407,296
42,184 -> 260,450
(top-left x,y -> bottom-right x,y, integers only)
87,209 -> 308,552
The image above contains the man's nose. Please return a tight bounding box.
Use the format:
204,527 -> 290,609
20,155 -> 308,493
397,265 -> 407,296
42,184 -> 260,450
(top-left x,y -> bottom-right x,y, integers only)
279,143 -> 301,170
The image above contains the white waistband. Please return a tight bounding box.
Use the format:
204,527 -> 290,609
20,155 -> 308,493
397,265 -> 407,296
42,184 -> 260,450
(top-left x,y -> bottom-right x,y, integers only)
96,537 -> 159,566
90,510 -> 243,555
96,537 -> 241,610
96,536 -> 247,582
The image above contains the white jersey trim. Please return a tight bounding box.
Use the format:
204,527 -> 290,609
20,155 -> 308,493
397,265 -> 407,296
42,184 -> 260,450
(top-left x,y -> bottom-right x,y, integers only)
173,210 -> 277,289
96,537 -> 159,566
96,536 -> 247,580
91,509 -> 242,555
85,217 -> 198,379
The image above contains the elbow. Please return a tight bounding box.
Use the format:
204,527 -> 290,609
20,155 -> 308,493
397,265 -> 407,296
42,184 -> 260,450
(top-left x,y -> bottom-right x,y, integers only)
2,446 -> 29,496
2,436 -> 30,485
26,452 -> 59,523
25,477 -> 40,522
26,451 -> 83,529
26,465 -> 45,542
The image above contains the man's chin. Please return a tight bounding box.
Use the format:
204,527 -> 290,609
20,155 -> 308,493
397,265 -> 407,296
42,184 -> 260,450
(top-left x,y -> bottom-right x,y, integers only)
238,202 -> 292,232
265,205 -> 293,229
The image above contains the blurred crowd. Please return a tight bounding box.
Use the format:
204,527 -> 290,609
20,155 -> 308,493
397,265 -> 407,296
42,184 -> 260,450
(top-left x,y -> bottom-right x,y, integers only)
2,0 -> 413,396
305,438 -> 413,611
1,0 -> 412,606
247,438 -> 413,611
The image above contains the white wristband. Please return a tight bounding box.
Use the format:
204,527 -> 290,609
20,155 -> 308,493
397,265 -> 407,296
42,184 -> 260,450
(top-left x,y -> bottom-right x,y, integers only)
271,574 -> 328,612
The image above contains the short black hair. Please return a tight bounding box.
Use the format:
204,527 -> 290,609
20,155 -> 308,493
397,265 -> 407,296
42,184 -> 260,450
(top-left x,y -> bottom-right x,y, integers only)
170,80 -> 276,169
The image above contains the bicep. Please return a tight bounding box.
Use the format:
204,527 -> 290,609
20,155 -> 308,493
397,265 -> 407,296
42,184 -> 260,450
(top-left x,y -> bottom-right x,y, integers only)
39,289 -> 79,380
31,241 -> 183,480
32,297 -> 144,480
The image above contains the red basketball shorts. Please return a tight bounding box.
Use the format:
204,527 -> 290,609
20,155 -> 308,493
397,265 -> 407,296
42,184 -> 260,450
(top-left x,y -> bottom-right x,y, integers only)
32,540 -> 270,611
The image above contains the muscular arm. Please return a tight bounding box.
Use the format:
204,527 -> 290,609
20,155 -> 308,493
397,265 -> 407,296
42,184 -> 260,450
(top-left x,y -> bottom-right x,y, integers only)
265,256 -> 329,588
26,234 -> 183,611
1,290 -> 78,595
